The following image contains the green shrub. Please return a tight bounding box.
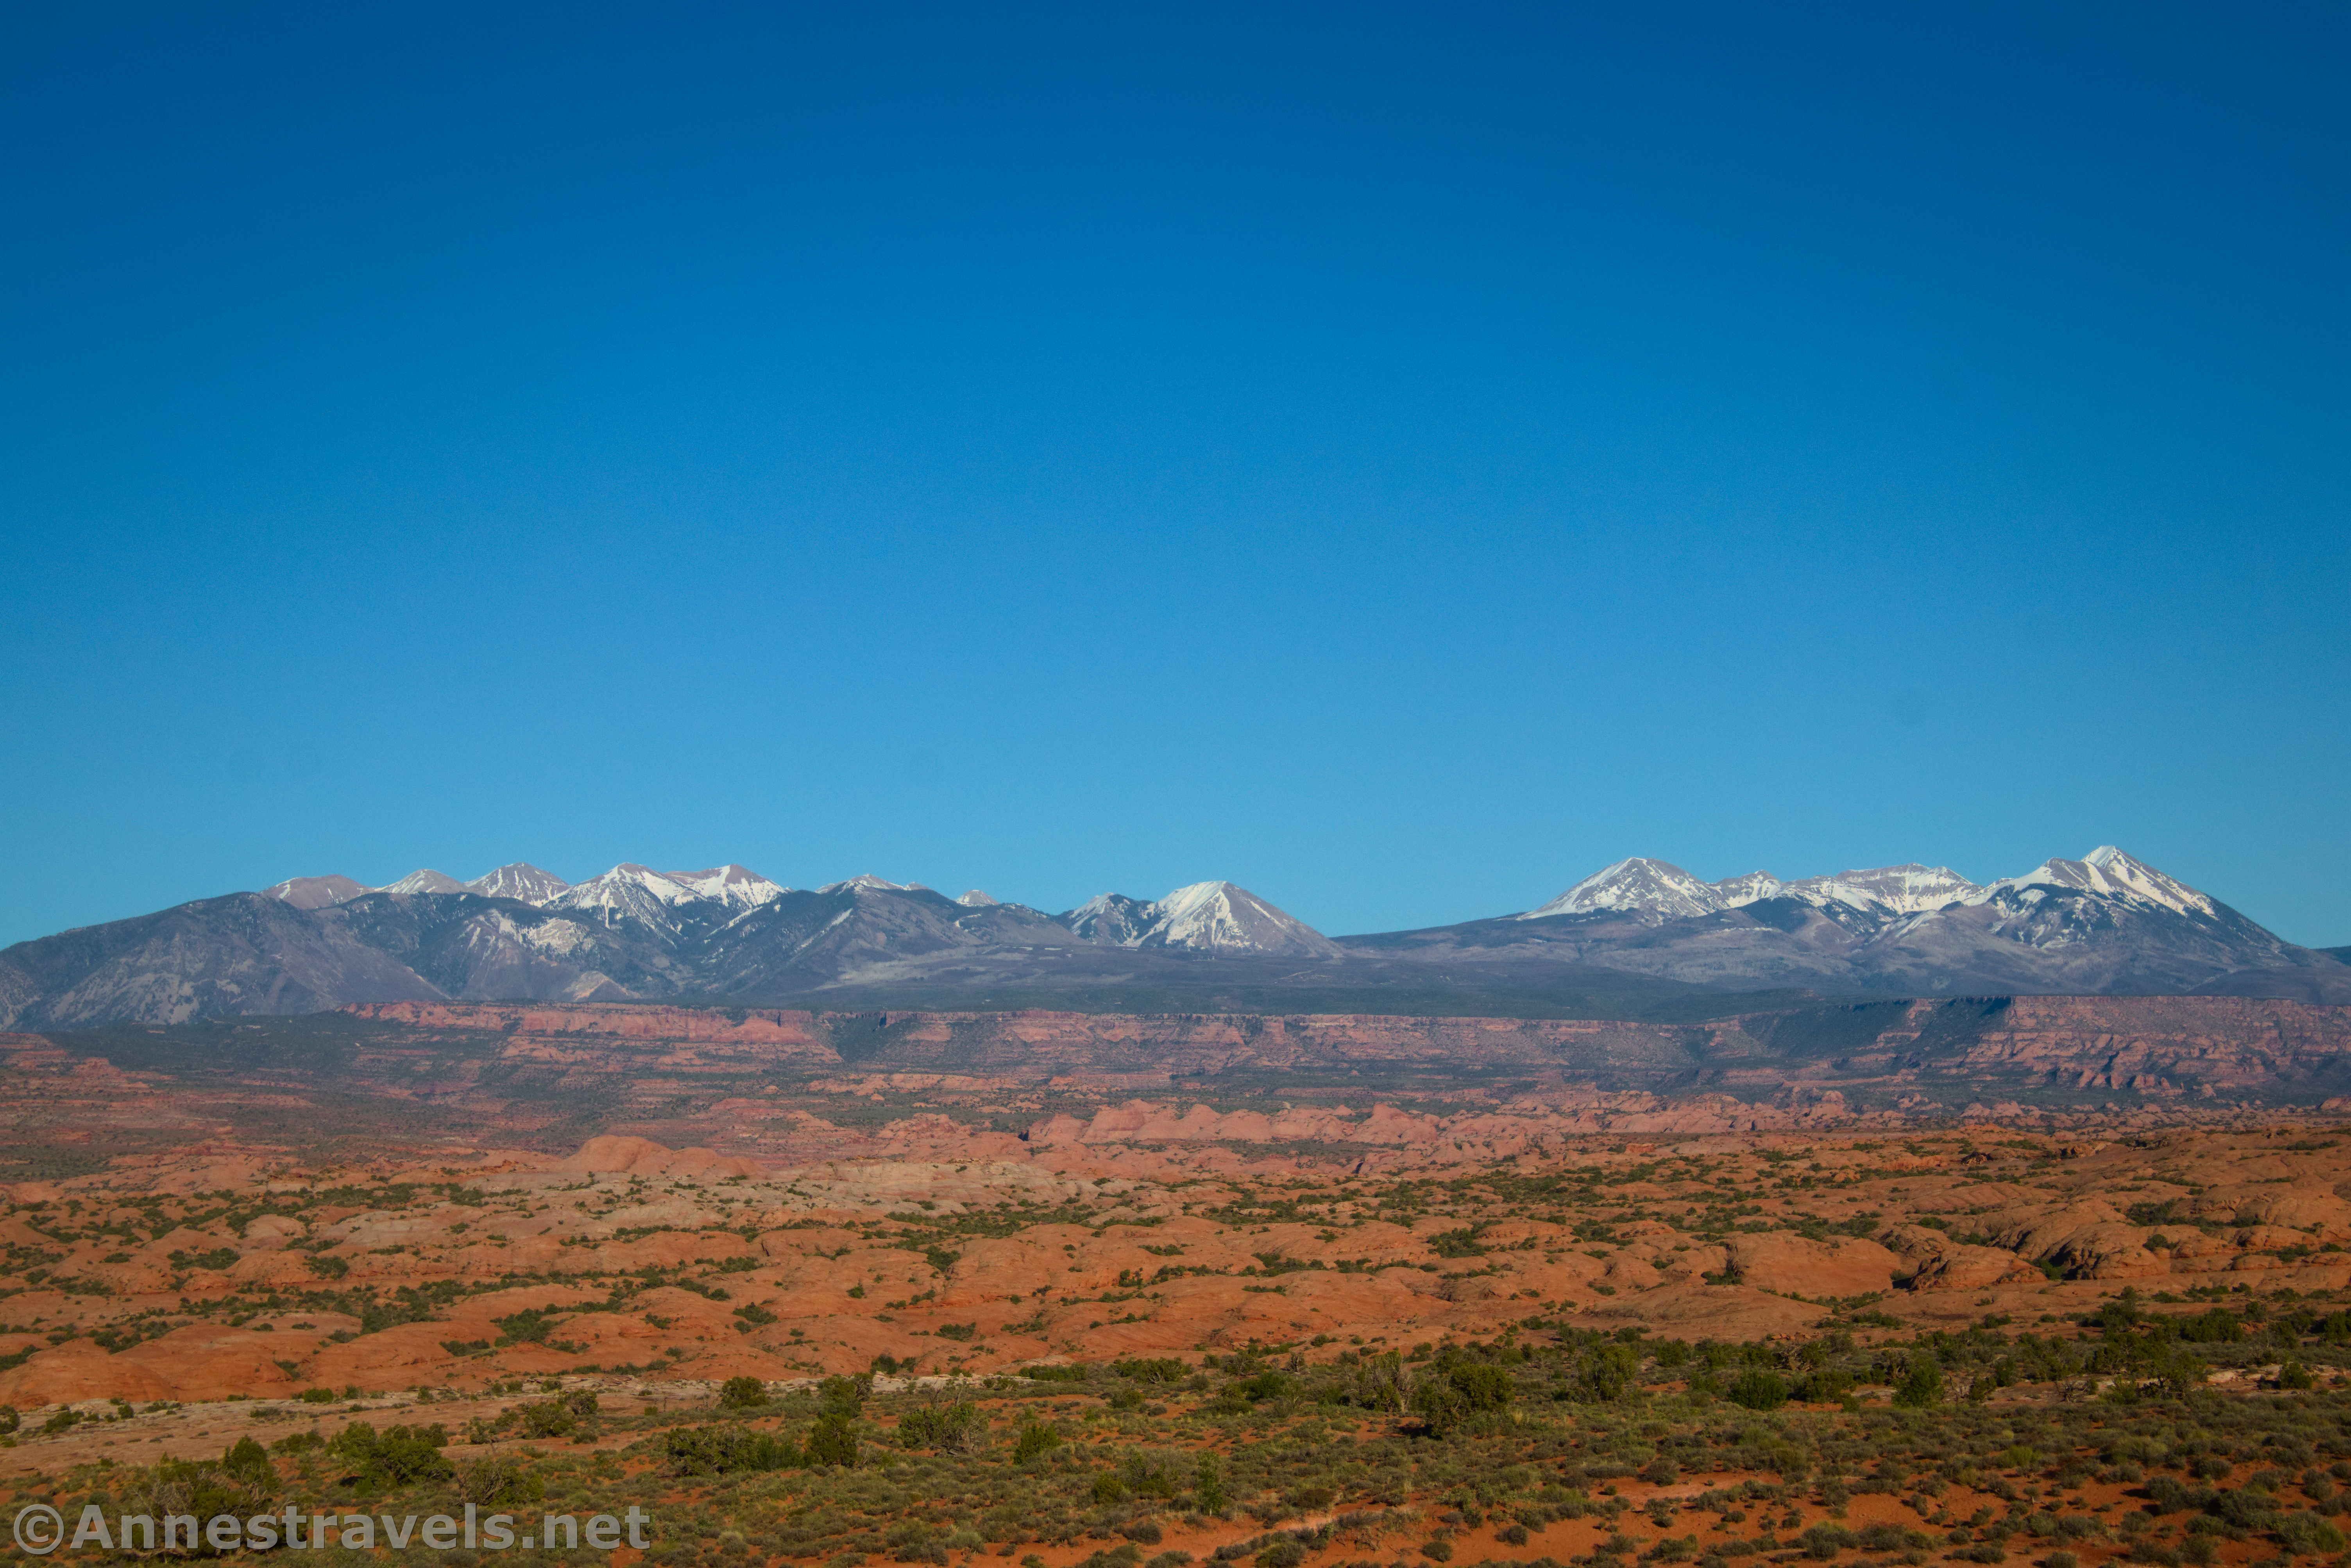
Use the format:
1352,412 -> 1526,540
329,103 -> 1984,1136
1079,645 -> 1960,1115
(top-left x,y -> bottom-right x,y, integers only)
805,1412 -> 859,1468
1727,1371 -> 1788,1411
1234,1371 -> 1296,1403
819,1375 -> 869,1418
666,1424 -> 799,1476
719,1375 -> 768,1409
220,1436 -> 274,1486
1115,1357 -> 1188,1384
1014,1422 -> 1062,1463
456,1453 -> 543,1507
1195,1453 -> 1229,1514
2274,1513 -> 2345,1555
135,1458 -> 275,1542
331,1421 -> 454,1487
1580,1344 -> 1641,1402
1800,1525 -> 1854,1560
1893,1358 -> 1945,1409
492,1307 -> 557,1345
1451,1363 -> 1514,1412
900,1400 -> 984,1453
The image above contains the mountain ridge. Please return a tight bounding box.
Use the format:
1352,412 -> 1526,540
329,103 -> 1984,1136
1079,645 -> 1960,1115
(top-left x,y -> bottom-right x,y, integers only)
2,847 -> 2344,1027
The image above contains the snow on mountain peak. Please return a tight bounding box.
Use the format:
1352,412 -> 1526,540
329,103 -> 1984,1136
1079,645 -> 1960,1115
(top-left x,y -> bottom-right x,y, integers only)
664,865 -> 790,909
546,865 -> 709,928
464,863 -> 571,905
379,869 -> 467,896
1055,882 -> 1337,955
1710,871 -> 1787,907
819,873 -> 932,895
1525,846 -> 2219,929
955,889 -> 999,907
1519,858 -> 1725,921
1147,881 -> 1342,956
1971,846 -> 2219,921
1781,864 -> 1981,915
263,874 -> 369,909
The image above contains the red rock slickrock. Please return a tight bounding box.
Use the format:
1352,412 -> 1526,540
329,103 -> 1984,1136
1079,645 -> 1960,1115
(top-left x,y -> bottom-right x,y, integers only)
7,1075 -> 2351,1411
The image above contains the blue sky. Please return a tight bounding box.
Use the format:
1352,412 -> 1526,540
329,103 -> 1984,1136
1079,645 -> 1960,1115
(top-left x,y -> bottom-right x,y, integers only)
4,3 -> 2346,947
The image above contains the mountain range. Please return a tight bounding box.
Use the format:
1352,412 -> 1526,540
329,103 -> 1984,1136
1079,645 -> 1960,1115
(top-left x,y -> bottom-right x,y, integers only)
3,846 -> 2344,1028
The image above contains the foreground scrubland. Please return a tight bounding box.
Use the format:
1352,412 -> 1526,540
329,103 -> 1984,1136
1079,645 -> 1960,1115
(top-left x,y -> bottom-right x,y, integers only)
12,1019 -> 2351,1566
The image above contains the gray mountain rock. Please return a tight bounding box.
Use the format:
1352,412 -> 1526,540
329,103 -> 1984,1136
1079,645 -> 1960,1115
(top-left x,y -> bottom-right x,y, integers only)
4,847 -> 2342,1026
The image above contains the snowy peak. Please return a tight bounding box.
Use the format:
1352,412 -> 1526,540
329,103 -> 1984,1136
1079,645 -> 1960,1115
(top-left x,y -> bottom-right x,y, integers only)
1972,845 -> 2220,922
1710,872 -> 1787,907
263,874 -> 369,909
1520,859 -> 1725,921
1058,882 -> 1338,956
464,863 -> 571,905
955,890 -> 999,907
664,865 -> 790,909
546,864 -> 713,933
1061,893 -> 1158,944
1524,846 -> 2221,930
379,868 -> 468,896
1147,881 -> 1342,957
818,873 -> 932,895
1780,864 -> 1981,916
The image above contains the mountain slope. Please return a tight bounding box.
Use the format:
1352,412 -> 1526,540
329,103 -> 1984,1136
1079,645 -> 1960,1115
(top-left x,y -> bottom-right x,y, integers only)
1374,846 -> 2351,1001
464,863 -> 571,904
0,893 -> 446,1026
262,874 -> 370,909
1059,882 -> 1338,956
5,846 -> 2343,1025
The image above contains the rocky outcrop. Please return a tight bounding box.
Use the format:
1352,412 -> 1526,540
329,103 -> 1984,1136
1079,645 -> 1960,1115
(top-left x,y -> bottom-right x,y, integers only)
1721,1233 -> 1900,1298
1878,1224 -> 2043,1291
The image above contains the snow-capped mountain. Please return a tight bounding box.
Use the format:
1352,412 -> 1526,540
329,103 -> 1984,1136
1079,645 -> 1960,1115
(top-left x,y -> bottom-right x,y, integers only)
464,863 -> 571,904
1971,845 -> 2215,921
665,865 -> 791,910
1356,843 -> 2343,1001
545,864 -> 724,940
379,868 -> 469,896
261,874 -> 370,910
819,873 -> 931,895
1519,857 -> 1984,923
1793,864 -> 1981,915
11,842 -> 2343,1029
1061,892 -> 1158,944
1520,859 -> 1729,921
1058,881 -> 1340,957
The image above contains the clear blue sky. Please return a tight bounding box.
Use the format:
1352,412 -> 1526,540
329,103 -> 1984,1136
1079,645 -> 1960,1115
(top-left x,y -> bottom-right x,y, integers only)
4,4 -> 2346,948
